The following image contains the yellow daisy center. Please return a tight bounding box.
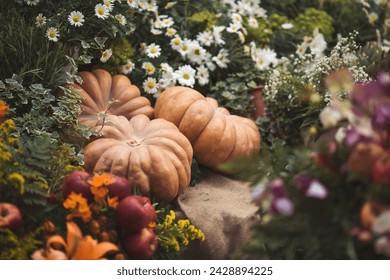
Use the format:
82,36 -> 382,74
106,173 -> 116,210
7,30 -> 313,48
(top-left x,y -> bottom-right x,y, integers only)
147,81 -> 155,89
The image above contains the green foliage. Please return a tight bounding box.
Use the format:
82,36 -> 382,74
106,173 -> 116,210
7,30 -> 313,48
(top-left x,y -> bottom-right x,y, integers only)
105,37 -> 136,73
210,71 -> 260,118
189,10 -> 219,31
0,228 -> 43,260
292,8 -> 334,40
0,8 -> 68,89
232,141 -> 384,259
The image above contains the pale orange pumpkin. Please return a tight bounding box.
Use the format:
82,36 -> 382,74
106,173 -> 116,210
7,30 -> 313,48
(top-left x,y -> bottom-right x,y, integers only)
83,114 -> 193,202
69,69 -> 154,128
154,86 -> 261,168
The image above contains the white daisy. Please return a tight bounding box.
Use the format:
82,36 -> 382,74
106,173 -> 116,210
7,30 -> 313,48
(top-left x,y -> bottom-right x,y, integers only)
196,31 -> 213,47
296,43 -> 307,57
121,59 -> 135,74
25,0 -> 39,6
196,65 -> 209,86
46,27 -> 60,42
115,14 -> 127,26
247,17 -> 258,29
165,28 -> 177,37
281,23 -> 294,29
68,11 -> 85,27
309,29 -> 327,57
368,12 -> 378,25
160,63 -> 173,72
174,65 -> 196,87
100,49 -> 113,62
159,69 -> 176,89
127,0 -> 138,8
177,39 -> 192,57
187,42 -> 207,64
154,19 -> 164,29
150,26 -> 163,35
212,48 -> 230,68
146,3 -> 158,12
35,13 -> 46,28
142,62 -> 156,75
170,37 -> 182,51
204,52 -> 216,71
213,26 -> 226,46
95,4 -> 109,19
162,17 -> 174,28
231,12 -> 242,23
145,43 -> 161,58
143,77 -> 159,94
252,48 -> 278,71
103,0 -> 114,12
226,22 -> 241,33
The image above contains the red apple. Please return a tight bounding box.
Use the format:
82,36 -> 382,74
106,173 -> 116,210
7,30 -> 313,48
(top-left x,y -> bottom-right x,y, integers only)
62,170 -> 93,202
115,195 -> 156,234
0,203 -> 23,231
106,174 -> 133,201
122,228 -> 158,259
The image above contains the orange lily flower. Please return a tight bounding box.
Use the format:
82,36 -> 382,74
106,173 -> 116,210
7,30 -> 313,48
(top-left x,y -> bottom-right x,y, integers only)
32,221 -> 119,260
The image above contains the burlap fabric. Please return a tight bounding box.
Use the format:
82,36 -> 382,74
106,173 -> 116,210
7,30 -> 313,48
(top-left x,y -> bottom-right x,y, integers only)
177,168 -> 260,259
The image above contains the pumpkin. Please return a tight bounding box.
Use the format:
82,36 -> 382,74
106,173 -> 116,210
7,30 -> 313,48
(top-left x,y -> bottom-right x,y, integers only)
69,68 -> 154,128
154,86 -> 261,168
83,114 -> 193,202
360,201 -> 390,229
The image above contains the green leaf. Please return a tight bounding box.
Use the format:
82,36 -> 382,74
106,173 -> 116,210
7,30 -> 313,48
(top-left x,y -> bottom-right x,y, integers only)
94,37 -> 107,48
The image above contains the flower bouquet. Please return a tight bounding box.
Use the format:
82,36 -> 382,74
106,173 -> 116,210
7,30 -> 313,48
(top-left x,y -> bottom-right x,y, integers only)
236,71 -> 390,259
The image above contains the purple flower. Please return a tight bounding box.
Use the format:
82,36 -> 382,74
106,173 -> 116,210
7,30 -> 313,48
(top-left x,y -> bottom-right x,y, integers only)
271,197 -> 294,216
344,127 -> 372,147
294,175 -> 329,199
373,103 -> 390,128
268,178 -> 286,198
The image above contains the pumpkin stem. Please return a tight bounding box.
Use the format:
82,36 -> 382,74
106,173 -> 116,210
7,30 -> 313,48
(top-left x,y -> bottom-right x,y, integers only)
127,138 -> 144,147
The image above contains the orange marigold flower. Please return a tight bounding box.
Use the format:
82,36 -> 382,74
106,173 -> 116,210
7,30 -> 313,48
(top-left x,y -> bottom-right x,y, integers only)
88,173 -> 116,188
63,192 -> 92,222
107,196 -> 119,209
90,185 -> 109,202
0,101 -> 8,121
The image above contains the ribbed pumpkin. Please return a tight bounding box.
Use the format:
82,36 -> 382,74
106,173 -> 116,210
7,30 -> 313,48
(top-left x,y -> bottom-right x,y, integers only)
83,114 -> 193,202
69,69 -> 154,128
154,86 -> 261,168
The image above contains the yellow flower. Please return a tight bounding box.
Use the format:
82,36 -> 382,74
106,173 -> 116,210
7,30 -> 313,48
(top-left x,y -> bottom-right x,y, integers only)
7,172 -> 25,194
177,219 -> 190,229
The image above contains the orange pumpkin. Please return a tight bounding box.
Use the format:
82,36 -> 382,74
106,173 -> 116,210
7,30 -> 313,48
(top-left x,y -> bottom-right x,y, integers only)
69,69 -> 154,128
154,86 -> 261,168
83,114 -> 193,202
360,201 -> 390,229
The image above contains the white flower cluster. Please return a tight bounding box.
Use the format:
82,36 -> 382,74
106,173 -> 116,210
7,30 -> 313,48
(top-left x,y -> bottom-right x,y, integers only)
30,0 -> 279,96
301,34 -> 370,104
